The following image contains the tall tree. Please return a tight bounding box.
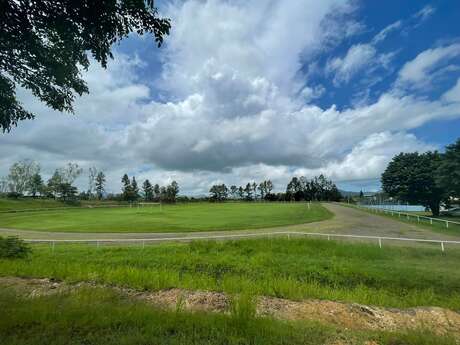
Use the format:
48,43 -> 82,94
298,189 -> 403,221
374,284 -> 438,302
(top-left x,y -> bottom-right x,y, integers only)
266,180 -> 274,195
88,167 -> 98,197
131,177 -> 139,201
153,183 -> 160,201
244,183 -> 253,201
252,182 -> 258,200
143,179 -> 154,201
95,172 -> 106,200
381,152 -> 446,216
167,181 -> 179,202
437,138 -> 460,200
28,173 -> 44,197
7,160 -> 40,194
230,185 -> 238,199
58,163 -> 83,185
121,174 -> 131,201
47,170 -> 63,199
0,0 -> 171,132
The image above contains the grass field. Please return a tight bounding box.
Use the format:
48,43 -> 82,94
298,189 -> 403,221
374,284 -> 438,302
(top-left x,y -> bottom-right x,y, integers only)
1,287 -> 454,345
1,237 -> 459,309
0,202 -> 331,232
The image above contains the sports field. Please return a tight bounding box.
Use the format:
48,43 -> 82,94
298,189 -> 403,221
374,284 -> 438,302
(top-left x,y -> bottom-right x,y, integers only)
0,202 -> 331,232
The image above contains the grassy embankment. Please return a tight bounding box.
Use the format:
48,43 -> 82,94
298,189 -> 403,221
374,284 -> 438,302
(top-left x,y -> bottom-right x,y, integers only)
1,237 -> 459,310
0,286 -> 455,345
0,202 -> 331,232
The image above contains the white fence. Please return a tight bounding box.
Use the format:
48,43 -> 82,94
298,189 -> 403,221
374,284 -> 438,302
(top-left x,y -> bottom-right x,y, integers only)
357,204 -> 460,229
24,231 -> 460,253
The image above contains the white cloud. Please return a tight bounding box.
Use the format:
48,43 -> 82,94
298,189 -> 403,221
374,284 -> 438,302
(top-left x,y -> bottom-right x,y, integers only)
372,20 -> 402,44
397,43 -> 460,89
1,0 -> 460,195
327,44 -> 377,85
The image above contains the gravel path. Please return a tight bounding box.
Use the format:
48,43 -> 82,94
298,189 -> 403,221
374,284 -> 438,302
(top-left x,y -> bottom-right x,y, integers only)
0,203 -> 458,242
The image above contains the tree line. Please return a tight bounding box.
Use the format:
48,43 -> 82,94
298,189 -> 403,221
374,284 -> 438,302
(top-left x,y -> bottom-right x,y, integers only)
209,175 -> 341,202
381,138 -> 460,216
1,161 -> 342,204
120,174 -> 179,203
0,160 -> 105,202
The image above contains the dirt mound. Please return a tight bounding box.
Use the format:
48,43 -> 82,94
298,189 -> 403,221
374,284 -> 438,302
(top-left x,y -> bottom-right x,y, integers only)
2,277 -> 459,337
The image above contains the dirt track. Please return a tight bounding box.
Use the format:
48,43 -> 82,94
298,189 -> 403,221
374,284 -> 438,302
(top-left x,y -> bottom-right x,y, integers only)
0,203 -> 459,242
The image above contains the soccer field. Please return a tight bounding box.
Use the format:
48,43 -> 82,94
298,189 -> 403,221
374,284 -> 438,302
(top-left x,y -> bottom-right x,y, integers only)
0,202 -> 332,233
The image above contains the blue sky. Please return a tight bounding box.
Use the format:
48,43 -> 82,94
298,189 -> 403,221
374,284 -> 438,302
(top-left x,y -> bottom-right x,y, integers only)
1,0 -> 459,194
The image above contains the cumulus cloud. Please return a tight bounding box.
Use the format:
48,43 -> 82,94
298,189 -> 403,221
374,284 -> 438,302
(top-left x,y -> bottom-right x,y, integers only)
1,0 -> 460,195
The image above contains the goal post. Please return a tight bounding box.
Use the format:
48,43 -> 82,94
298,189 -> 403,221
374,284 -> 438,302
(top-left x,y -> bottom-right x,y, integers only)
137,202 -> 162,211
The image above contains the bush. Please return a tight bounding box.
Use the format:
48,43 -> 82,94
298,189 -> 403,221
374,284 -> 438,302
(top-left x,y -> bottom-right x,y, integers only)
0,236 -> 31,258
6,192 -> 22,199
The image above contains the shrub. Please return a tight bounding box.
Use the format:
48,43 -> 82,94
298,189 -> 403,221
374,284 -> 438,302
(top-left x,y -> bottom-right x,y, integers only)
0,236 -> 31,258
6,192 -> 22,199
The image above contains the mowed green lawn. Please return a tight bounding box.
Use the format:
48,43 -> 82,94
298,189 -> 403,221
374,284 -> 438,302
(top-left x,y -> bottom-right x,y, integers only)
0,202 -> 331,232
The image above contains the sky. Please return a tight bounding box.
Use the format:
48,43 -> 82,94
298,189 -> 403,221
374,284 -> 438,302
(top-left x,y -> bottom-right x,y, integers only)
1,0 -> 460,195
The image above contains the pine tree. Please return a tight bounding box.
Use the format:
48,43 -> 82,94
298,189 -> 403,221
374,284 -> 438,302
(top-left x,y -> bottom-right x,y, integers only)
131,177 -> 139,201
121,174 -> 131,201
95,172 -> 106,200
143,179 -> 154,201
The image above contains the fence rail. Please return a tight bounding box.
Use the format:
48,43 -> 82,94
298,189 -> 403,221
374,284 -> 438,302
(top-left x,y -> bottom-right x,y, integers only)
356,204 -> 460,229
24,231 -> 460,253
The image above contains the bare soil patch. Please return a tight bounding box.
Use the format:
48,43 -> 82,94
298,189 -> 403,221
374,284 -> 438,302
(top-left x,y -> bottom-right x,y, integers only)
2,276 -> 459,337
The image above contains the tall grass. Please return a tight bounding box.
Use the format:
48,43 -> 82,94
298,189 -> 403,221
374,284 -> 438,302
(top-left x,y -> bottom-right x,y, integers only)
0,287 -> 456,345
1,237 -> 459,309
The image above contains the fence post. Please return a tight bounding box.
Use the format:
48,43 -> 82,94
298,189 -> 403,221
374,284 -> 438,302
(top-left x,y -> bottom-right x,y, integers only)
327,235 -> 330,241
446,221 -> 449,229
441,242 -> 445,252
378,238 -> 382,249
430,218 -> 433,225
417,216 -> 420,222
51,241 -> 55,253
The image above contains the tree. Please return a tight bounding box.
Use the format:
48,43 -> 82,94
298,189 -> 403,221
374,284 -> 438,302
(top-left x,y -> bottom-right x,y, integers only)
47,170 -> 63,199
252,182 -> 258,200
95,172 -> 106,200
88,167 -> 98,197
258,181 -> 266,200
244,183 -> 253,201
230,185 -> 238,199
28,173 -> 44,197
266,180 -> 274,195
58,163 -> 83,185
238,186 -> 244,199
56,182 -> 78,202
143,179 -> 154,201
167,181 -> 179,203
121,174 -> 131,201
437,138 -> 460,200
131,177 -> 139,201
209,184 -> 228,202
1,0 -> 171,132
153,184 -> 160,201
7,160 -> 40,194
381,152 -> 446,216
